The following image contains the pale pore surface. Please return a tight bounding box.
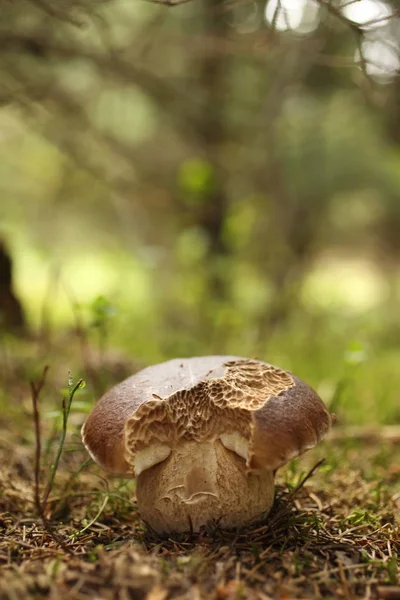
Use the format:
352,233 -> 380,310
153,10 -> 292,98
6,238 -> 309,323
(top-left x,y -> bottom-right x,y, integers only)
136,440 -> 275,533
134,444 -> 171,476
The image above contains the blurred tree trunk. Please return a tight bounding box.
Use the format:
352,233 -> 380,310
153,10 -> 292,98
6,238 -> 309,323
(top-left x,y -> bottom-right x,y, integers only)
259,133 -> 321,336
196,0 -> 230,301
0,241 -> 26,335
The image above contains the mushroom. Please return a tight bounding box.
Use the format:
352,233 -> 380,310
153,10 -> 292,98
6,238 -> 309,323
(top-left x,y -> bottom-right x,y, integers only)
81,356 -> 332,533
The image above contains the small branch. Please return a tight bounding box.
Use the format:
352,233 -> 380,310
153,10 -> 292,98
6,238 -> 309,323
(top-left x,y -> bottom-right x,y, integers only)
145,0 -> 192,5
291,459 -> 326,496
315,0 -> 364,33
30,367 -> 74,555
73,494 -> 109,539
30,365 -> 50,515
27,0 -> 88,26
361,13 -> 400,28
0,32 -> 205,151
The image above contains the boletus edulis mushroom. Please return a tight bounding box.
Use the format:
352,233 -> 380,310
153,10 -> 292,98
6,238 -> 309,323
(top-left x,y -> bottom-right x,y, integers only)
81,356 -> 333,533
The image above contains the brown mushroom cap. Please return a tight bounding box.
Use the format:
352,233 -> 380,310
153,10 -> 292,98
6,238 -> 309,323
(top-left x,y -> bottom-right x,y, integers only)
81,356 -> 332,477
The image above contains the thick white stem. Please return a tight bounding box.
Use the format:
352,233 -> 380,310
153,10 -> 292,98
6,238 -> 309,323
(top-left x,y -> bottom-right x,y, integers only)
136,440 -> 275,533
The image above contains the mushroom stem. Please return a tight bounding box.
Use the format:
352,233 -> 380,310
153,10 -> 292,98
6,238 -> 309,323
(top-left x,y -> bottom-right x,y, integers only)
136,440 -> 275,533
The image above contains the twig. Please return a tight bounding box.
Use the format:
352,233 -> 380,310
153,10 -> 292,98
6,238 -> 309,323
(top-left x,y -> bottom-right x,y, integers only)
30,367 -> 74,555
30,365 -> 50,515
27,0 -> 86,26
144,0 -> 192,5
311,561 -> 378,579
73,495 -> 109,538
314,0 -> 376,86
0,32 -> 205,150
291,459 -> 326,496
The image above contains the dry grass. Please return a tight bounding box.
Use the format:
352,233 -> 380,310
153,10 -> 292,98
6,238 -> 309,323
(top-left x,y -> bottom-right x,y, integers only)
0,343 -> 399,599
0,436 -> 399,600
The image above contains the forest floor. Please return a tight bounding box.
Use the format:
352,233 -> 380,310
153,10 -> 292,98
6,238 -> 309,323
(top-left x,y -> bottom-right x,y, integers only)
0,345 -> 399,600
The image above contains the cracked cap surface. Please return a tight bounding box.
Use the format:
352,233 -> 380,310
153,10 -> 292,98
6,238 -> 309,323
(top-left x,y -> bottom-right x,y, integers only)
81,356 -> 333,476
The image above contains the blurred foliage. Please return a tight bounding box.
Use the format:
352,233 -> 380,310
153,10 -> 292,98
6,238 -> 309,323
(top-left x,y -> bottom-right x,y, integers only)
0,0 -> 399,425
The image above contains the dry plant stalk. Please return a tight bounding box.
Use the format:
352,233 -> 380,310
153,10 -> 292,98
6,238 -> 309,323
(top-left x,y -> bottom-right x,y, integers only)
30,365 -> 83,554
30,365 -> 49,514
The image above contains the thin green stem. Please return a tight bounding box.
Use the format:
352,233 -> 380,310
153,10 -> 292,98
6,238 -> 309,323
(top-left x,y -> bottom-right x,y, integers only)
72,495 -> 109,539
42,375 -> 84,508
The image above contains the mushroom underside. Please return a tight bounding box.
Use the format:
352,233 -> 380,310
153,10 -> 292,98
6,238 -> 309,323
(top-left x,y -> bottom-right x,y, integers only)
136,440 -> 275,533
